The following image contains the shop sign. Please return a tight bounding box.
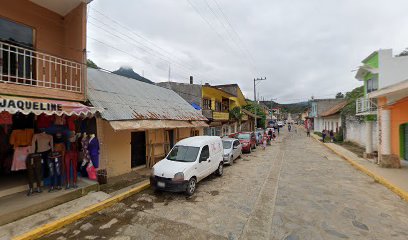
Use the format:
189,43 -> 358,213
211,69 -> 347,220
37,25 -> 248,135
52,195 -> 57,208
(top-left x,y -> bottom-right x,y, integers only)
0,99 -> 63,112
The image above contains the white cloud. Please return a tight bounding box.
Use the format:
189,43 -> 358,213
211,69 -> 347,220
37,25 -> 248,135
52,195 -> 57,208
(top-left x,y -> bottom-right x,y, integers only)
87,0 -> 408,103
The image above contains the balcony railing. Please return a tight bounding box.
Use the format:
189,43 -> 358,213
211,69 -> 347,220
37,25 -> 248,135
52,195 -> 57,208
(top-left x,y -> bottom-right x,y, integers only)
356,97 -> 377,115
213,111 -> 229,121
0,41 -> 83,93
202,109 -> 213,120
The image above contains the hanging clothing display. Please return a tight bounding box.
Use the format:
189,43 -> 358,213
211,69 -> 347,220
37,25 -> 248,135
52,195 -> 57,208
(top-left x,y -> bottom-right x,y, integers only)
0,112 -> 12,125
81,136 -> 90,162
11,146 -> 30,171
88,137 -> 100,168
37,114 -> 54,129
31,132 -> 53,153
64,150 -> 78,188
47,152 -> 62,191
9,129 -> 34,148
26,153 -> 43,189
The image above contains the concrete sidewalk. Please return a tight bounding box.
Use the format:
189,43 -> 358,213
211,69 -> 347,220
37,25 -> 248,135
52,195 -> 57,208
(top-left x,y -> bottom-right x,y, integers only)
311,133 -> 408,200
0,179 -> 150,240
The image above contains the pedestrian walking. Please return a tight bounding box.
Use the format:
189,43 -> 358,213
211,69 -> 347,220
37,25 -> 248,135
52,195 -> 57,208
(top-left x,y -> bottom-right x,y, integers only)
322,129 -> 326,142
262,133 -> 268,150
306,127 -> 310,137
277,125 -> 280,135
329,130 -> 334,142
288,124 -> 291,132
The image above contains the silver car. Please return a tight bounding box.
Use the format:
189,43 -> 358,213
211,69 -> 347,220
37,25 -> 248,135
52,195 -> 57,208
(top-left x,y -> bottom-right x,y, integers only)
222,138 -> 242,165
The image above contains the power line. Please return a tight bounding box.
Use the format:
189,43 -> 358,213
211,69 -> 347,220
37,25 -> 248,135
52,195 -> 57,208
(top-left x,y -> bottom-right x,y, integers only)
211,0 -> 257,68
203,0 -> 256,70
89,7 -> 220,84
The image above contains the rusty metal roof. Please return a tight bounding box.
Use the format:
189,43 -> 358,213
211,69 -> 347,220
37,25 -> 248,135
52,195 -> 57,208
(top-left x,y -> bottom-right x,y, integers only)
87,68 -> 207,121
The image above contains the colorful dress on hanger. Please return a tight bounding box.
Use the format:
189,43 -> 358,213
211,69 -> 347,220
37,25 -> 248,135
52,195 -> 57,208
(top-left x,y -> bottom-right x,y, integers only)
88,138 -> 99,168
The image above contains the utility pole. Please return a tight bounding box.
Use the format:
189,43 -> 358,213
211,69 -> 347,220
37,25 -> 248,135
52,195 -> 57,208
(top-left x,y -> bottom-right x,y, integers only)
253,77 -> 266,131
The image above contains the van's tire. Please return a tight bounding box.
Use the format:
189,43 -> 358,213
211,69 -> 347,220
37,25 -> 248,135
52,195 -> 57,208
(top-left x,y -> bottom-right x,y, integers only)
186,178 -> 196,196
215,163 -> 224,176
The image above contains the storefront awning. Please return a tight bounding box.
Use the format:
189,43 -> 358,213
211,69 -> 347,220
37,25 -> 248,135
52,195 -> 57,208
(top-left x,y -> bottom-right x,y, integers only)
0,95 -> 100,116
109,120 -> 208,131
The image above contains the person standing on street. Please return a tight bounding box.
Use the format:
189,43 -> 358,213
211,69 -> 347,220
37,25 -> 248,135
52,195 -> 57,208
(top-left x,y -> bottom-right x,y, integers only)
329,130 -> 334,142
322,129 -> 327,142
262,132 -> 268,150
306,127 -> 311,137
288,123 -> 291,132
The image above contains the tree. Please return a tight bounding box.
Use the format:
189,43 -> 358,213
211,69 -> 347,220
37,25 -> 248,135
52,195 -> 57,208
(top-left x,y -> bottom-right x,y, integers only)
87,59 -> 99,69
243,101 -> 266,128
336,92 -> 344,99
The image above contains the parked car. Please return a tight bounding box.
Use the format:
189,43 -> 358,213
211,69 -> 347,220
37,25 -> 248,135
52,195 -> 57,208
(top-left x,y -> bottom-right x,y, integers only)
150,136 -> 224,196
222,138 -> 242,165
235,132 -> 256,153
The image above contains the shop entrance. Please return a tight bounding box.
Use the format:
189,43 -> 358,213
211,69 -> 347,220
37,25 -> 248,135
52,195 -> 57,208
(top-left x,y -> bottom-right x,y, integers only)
131,131 -> 146,168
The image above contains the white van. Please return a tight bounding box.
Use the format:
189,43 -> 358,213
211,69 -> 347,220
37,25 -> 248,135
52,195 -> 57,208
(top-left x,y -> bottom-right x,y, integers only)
150,136 -> 224,195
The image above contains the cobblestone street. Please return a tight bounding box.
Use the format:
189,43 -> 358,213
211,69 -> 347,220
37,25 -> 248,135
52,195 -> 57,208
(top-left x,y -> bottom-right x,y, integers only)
44,130 -> 408,240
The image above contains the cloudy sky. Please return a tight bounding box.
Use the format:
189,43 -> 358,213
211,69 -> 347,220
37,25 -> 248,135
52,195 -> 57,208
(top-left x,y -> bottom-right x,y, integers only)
87,0 -> 408,103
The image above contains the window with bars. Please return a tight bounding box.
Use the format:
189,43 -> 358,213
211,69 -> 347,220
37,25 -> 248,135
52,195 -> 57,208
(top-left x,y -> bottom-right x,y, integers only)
203,98 -> 212,110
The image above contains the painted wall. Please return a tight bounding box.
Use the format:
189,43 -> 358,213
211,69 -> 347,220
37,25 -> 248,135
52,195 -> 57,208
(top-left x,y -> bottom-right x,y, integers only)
99,120 -> 132,177
0,0 -> 86,63
389,97 -> 408,158
379,49 -> 408,89
321,115 -> 342,133
98,118 -> 204,178
0,0 -> 87,101
345,118 -> 379,151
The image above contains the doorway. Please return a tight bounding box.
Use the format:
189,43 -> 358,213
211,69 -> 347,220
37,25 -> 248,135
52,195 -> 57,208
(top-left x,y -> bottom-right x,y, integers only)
402,123 -> 408,161
131,132 -> 146,168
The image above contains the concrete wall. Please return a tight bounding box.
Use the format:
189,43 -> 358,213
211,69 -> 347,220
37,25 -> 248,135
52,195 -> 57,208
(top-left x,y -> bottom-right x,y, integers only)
321,115 -> 342,133
379,49 -> 408,89
345,118 -> 378,151
389,96 -> 408,158
156,82 -> 202,107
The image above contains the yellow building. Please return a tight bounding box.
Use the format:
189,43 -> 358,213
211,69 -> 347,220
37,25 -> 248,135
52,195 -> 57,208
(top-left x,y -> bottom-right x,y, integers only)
202,84 -> 251,136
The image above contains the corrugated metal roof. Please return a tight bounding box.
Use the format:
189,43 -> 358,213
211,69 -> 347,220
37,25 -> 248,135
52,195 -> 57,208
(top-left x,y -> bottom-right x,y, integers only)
87,68 -> 207,121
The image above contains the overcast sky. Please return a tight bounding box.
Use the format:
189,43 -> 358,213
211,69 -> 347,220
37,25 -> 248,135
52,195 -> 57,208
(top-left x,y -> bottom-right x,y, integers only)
87,0 -> 408,103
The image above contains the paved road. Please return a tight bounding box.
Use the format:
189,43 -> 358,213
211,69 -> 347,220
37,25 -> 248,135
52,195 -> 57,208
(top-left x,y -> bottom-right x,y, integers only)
44,130 -> 408,240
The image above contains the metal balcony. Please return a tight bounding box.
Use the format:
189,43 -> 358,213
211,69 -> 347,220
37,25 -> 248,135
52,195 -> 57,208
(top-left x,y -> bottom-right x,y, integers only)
356,97 -> 377,115
0,41 -> 83,93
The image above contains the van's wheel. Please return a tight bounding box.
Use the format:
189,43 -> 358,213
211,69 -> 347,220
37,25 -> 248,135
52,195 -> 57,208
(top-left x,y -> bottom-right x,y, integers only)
216,163 -> 224,176
186,178 -> 196,196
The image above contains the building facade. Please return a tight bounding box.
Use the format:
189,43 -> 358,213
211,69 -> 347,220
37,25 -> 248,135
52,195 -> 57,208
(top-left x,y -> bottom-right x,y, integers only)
88,69 -> 208,178
355,49 -> 408,167
0,1 -> 99,198
309,99 -> 345,132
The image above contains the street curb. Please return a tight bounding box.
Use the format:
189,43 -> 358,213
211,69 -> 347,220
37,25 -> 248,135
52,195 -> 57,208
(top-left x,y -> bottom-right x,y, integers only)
310,133 -> 408,203
13,180 -> 150,240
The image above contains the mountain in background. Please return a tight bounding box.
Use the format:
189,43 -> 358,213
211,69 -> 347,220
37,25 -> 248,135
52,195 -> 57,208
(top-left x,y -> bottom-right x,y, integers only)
112,67 -> 154,84
260,100 -> 309,114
